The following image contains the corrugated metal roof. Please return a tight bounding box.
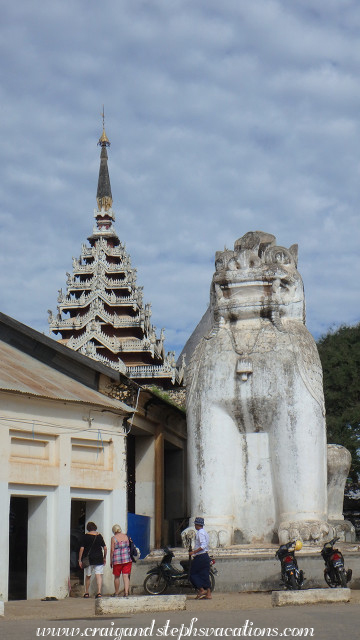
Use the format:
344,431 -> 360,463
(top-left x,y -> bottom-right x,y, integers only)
0,340 -> 132,414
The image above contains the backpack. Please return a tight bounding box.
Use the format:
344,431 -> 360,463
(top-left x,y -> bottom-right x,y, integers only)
128,536 -> 138,563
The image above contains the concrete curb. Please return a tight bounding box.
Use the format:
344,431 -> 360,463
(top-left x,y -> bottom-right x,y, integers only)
271,588 -> 351,607
95,595 -> 187,615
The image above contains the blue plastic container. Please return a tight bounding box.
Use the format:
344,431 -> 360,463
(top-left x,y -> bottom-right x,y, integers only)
127,513 -> 151,558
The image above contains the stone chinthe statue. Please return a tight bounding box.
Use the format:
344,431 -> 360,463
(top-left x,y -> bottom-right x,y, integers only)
184,231 -> 332,546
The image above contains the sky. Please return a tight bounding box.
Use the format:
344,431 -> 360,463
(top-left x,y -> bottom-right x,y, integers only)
0,0 -> 359,358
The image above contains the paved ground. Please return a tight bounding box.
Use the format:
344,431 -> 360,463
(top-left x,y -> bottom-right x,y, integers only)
2,589 -> 360,620
1,592 -> 360,640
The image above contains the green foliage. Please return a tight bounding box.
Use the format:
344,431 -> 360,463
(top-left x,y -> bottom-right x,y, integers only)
149,386 -> 186,412
317,323 -> 360,480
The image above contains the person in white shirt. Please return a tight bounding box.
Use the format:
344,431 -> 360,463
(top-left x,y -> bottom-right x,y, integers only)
189,516 -> 211,599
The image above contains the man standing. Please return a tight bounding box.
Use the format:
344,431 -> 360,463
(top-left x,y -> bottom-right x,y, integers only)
189,516 -> 212,599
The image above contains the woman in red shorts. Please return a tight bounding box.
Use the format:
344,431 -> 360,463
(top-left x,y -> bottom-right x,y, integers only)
110,524 -> 132,597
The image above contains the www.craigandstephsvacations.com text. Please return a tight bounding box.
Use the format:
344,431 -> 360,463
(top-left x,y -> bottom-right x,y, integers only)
36,618 -> 314,637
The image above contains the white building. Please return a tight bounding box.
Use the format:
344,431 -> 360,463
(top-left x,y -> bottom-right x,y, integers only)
0,312 -> 187,601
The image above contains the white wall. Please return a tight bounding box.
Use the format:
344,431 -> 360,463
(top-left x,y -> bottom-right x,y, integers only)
0,392 -> 127,600
135,436 -> 156,548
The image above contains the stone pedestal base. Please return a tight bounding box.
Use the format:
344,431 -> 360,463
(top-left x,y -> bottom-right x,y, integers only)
182,521 -> 232,548
329,519 -> 356,542
278,520 -> 331,545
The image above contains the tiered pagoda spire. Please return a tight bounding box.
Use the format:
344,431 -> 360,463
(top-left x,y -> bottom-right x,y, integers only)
48,118 -> 184,388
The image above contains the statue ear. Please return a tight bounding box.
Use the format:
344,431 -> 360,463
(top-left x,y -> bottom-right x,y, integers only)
289,244 -> 298,267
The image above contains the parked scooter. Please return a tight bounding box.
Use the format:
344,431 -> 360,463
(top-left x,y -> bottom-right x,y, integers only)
275,540 -> 305,590
320,537 -> 352,588
144,546 -> 217,595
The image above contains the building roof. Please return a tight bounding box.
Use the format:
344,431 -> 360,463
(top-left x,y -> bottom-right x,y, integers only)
0,311 -> 137,387
0,312 -> 133,414
97,140 -> 113,209
48,125 -> 183,389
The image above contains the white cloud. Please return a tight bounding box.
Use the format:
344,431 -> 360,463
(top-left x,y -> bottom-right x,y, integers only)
0,0 -> 359,358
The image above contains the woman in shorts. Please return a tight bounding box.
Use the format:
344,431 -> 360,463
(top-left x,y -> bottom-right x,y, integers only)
78,521 -> 107,598
110,524 -> 132,597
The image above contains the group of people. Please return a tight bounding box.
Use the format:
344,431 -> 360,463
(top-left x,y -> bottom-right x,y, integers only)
78,516 -> 212,600
78,522 -> 135,598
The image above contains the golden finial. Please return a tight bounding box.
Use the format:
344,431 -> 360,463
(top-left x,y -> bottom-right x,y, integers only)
98,105 -> 110,146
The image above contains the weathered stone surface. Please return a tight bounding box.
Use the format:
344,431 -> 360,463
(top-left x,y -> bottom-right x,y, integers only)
327,444 -> 355,541
344,485 -> 360,539
327,445 -> 351,521
0,600 -> 3,616
271,587 -> 351,607
185,231 -> 329,546
95,595 -> 186,615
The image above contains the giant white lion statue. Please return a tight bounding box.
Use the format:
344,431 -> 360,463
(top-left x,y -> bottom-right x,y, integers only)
184,231 -> 331,545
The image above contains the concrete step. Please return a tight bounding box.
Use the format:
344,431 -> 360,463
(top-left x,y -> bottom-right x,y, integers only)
95,594 -> 187,615
271,587 -> 351,607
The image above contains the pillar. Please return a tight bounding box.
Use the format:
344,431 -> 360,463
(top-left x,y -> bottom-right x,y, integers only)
155,425 -> 164,548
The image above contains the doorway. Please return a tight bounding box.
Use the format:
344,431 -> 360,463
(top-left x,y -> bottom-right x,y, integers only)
164,446 -> 186,545
70,500 -> 86,584
8,497 -> 28,600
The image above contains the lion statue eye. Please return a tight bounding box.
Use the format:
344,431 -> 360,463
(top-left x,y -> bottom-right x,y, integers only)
264,246 -> 293,266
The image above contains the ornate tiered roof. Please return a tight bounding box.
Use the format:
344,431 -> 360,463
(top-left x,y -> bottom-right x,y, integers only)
49,119 -> 184,388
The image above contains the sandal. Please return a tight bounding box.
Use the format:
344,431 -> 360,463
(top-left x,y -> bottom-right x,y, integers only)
95,593 -> 102,598
83,593 -> 90,598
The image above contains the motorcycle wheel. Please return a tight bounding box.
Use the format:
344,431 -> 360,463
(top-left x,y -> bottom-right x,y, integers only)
143,573 -> 168,595
336,568 -> 347,588
287,574 -> 298,590
209,572 -> 215,592
324,570 -> 336,588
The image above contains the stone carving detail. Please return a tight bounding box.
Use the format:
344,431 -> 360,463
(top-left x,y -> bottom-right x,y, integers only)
185,231 -> 329,545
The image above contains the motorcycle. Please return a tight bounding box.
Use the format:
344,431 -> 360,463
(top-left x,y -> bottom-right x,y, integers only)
320,537 -> 352,588
143,546 -> 217,595
275,540 -> 305,590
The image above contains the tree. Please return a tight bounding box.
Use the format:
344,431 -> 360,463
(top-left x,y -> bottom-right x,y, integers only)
317,323 -> 360,480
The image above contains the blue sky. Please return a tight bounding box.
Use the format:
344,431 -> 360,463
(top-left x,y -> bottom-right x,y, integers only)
0,0 -> 359,357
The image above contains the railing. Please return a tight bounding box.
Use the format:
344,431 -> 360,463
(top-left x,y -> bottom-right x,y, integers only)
66,277 -> 133,290
127,363 -> 181,384
67,329 -> 121,352
72,260 -> 126,274
58,290 -> 139,308
66,326 -> 159,355
118,340 -> 162,358
81,241 -> 126,258
86,350 -> 126,373
49,308 -> 142,331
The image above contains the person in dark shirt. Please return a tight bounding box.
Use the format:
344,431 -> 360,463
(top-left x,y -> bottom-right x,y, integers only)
78,521 -> 107,598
